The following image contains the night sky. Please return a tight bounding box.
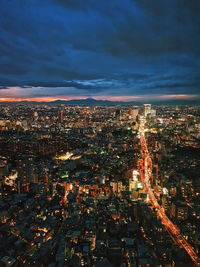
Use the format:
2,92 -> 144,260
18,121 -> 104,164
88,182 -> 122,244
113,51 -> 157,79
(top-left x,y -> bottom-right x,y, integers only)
0,0 -> 200,102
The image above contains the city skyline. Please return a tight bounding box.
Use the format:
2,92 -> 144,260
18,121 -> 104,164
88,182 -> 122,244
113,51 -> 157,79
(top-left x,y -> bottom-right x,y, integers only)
0,103 -> 199,266
0,0 -> 200,102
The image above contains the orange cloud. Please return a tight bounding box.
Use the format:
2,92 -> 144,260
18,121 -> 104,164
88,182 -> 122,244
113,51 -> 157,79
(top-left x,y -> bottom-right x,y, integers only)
0,96 -> 86,102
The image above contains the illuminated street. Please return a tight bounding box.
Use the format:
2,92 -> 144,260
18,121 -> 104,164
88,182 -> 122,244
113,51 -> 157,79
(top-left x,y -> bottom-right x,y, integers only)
138,117 -> 200,267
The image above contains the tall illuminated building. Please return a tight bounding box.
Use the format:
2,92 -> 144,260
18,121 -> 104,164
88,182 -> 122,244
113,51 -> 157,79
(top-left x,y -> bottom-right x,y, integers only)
129,106 -> 133,117
32,111 -> 38,122
58,110 -> 64,123
151,109 -> 156,117
129,106 -> 138,121
17,156 -> 38,192
132,108 -> 139,120
144,104 -> 151,117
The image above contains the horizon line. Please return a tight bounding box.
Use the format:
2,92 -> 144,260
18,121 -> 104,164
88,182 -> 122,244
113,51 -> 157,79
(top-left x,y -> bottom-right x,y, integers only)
0,95 -> 200,103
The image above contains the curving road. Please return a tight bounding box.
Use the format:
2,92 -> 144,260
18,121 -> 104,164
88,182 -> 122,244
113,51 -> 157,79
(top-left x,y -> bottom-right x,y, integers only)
138,117 -> 200,266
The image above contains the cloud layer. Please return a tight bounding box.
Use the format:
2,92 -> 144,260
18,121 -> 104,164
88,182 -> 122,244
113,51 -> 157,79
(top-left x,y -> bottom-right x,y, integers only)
0,0 -> 199,100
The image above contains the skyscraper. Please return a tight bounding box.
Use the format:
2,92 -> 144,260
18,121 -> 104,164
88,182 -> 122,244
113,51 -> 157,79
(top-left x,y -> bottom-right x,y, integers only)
58,110 -> 64,123
144,104 -> 151,117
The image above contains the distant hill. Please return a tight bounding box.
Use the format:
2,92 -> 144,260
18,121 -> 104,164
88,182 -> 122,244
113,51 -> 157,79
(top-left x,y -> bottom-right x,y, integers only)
51,98 -> 141,106
0,97 -> 199,106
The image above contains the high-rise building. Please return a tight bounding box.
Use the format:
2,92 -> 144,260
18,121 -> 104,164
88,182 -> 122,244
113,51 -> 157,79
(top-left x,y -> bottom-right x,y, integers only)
110,181 -> 123,196
17,156 -> 38,192
129,106 -> 133,116
58,110 -> 64,123
32,111 -> 38,122
144,104 -> 151,117
151,109 -> 156,117
129,106 -> 138,120
132,108 -> 139,120
115,109 -> 121,119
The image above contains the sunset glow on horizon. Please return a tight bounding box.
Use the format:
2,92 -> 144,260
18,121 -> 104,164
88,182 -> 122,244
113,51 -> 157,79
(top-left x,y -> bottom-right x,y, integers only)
0,94 -> 198,103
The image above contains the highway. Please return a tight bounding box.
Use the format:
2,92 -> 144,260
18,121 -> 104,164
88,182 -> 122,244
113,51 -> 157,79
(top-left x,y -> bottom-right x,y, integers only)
137,117 -> 200,266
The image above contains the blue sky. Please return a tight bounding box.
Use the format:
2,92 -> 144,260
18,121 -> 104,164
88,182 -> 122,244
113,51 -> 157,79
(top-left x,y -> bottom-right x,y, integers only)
0,0 -> 200,101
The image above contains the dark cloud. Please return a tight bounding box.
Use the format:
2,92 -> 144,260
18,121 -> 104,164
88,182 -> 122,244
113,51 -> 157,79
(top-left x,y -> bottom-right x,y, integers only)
54,0 -> 94,10
0,62 -> 29,75
0,0 -> 199,98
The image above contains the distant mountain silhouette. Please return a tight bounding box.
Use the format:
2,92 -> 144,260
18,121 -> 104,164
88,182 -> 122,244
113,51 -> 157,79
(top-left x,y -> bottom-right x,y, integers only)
51,98 -> 141,106
0,97 -> 199,106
